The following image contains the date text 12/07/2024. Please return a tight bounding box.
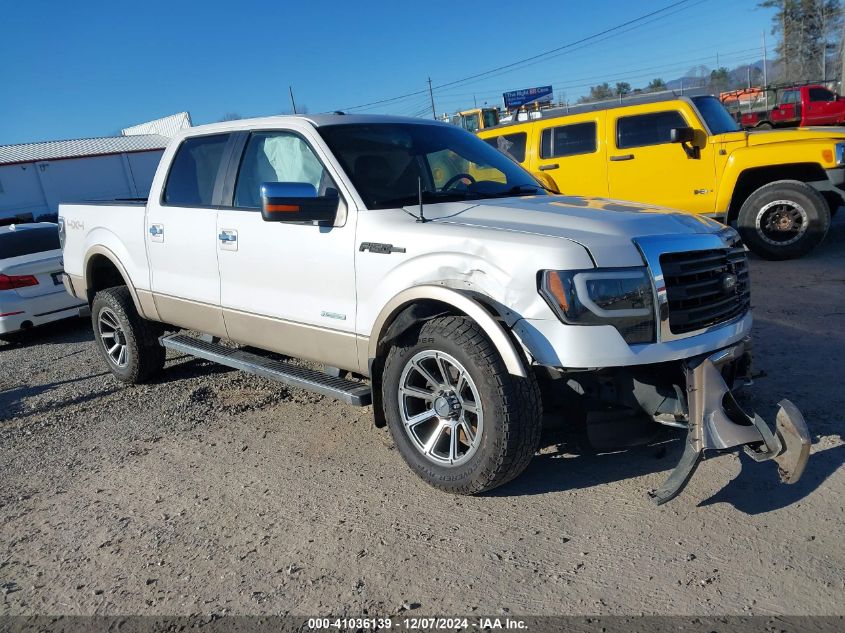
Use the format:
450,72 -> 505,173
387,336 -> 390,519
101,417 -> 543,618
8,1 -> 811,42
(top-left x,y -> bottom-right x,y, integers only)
306,617 -> 528,630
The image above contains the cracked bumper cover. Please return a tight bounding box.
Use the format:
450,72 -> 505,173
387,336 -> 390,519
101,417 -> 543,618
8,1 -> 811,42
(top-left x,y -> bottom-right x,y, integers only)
650,341 -> 811,505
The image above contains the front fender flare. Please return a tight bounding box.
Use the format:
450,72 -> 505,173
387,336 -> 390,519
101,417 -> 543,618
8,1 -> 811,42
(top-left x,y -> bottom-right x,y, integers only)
368,285 -> 527,378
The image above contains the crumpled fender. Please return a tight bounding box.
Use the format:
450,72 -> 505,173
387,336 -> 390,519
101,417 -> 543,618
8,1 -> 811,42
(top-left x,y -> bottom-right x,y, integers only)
368,285 -> 528,378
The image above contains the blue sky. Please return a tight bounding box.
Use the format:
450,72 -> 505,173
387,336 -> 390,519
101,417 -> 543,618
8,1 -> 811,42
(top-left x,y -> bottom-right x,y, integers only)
1,0 -> 776,145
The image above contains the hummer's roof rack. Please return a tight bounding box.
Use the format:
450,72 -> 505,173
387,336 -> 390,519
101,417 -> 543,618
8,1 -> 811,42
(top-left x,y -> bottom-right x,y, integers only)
486,87 -> 715,131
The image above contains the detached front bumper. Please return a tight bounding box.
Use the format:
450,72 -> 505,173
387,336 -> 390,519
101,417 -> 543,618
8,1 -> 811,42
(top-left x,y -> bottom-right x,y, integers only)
650,341 -> 811,505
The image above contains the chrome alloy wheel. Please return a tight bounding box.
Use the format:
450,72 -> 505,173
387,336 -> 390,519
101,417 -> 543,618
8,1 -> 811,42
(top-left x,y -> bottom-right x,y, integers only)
98,307 -> 129,368
398,350 -> 483,467
756,199 -> 809,246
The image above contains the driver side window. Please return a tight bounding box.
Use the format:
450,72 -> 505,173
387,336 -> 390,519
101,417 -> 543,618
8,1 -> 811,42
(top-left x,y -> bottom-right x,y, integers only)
234,131 -> 336,209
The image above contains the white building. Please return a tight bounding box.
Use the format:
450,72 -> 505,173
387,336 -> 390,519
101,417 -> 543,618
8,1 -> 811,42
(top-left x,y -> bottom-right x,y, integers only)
0,113 -> 191,223
122,111 -> 192,138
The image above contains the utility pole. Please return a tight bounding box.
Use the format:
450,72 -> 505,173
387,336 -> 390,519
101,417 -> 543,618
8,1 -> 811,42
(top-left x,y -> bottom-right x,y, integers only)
763,30 -> 769,110
289,86 -> 298,115
747,65 -> 752,89
782,8 -> 788,81
820,1 -> 827,81
840,16 -> 845,92
473,94 -> 477,108
427,78 -> 436,120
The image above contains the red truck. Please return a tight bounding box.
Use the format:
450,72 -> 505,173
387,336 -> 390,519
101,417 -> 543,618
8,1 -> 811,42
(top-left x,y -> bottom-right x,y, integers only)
740,84 -> 845,129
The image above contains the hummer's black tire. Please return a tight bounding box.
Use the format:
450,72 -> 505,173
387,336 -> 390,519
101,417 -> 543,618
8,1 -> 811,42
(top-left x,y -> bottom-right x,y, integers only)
737,180 -> 830,260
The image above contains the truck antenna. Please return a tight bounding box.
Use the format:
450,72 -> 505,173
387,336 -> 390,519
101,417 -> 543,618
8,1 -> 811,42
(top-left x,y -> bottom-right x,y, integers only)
417,177 -> 427,223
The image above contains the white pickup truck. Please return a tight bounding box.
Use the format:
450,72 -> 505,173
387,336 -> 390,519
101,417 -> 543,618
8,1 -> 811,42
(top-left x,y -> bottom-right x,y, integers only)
59,114 -> 810,503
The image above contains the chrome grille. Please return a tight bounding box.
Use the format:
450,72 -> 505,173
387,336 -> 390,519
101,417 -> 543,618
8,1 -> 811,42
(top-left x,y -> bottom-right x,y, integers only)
659,247 -> 750,335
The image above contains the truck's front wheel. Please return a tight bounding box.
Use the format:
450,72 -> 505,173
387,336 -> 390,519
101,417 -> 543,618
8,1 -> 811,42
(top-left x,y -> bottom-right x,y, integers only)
737,180 -> 830,260
92,286 -> 165,384
382,316 -> 542,495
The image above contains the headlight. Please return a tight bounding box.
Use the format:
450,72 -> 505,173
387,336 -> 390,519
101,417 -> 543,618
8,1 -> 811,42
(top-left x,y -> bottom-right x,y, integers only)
539,267 -> 655,344
836,142 -> 845,166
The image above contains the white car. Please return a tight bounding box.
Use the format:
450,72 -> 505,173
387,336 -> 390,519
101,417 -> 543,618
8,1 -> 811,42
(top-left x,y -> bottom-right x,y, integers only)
0,222 -> 86,336
59,114 -> 809,503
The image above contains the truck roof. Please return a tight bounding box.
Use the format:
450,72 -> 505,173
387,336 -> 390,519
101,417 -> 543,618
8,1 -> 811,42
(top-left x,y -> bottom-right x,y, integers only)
179,113 -> 450,138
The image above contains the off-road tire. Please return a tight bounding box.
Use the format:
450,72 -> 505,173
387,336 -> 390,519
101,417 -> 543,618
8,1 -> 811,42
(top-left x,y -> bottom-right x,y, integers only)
737,179 -> 830,260
91,286 -> 165,384
382,315 -> 542,495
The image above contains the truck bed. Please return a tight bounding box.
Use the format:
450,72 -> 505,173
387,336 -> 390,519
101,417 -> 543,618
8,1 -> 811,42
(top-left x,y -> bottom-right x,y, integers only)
59,201 -> 150,298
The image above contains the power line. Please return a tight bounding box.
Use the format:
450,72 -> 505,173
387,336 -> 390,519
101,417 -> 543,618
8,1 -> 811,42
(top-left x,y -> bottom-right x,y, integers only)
341,87 -> 429,112
431,2 -> 718,97
433,46 -> 775,110
340,0 -> 702,111
436,45 -> 770,100
432,0 -> 709,92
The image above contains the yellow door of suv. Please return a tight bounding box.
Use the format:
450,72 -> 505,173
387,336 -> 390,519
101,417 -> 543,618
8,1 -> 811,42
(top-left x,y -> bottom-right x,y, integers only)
606,106 -> 716,214
531,114 -> 607,197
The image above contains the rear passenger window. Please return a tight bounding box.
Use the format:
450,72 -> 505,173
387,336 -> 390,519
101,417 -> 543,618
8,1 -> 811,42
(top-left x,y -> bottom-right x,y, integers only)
616,111 -> 686,149
483,133 -> 527,163
163,134 -> 230,207
540,122 -> 597,158
809,88 -> 835,102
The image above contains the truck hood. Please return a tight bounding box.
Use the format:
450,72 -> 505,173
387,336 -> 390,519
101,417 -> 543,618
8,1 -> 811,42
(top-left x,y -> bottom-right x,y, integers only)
412,195 -> 726,267
719,127 -> 845,147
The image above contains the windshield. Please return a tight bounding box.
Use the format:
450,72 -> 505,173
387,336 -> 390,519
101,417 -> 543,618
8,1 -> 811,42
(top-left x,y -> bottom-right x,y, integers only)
462,113 -> 480,132
691,95 -> 740,134
318,122 -> 547,210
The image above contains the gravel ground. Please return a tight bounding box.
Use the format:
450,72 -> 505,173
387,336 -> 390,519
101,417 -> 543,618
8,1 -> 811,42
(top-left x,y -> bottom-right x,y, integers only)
1,217 -> 843,617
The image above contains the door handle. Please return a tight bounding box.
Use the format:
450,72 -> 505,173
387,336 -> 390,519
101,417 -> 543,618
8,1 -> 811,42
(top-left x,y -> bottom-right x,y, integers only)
148,224 -> 164,242
218,229 -> 238,251
610,154 -> 635,161
538,163 -> 559,171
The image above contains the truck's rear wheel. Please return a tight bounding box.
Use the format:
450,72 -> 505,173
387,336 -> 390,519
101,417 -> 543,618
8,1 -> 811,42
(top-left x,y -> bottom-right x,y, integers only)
92,286 -> 165,384
755,122 -> 773,130
737,180 -> 830,260
382,316 -> 541,495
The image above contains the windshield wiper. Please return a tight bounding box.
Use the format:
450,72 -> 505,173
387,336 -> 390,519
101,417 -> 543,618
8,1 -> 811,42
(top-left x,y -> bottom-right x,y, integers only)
482,183 -> 551,198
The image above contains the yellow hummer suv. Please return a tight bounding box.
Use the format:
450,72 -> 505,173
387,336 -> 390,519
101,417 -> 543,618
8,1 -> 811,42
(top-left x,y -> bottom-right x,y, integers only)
478,92 -> 845,259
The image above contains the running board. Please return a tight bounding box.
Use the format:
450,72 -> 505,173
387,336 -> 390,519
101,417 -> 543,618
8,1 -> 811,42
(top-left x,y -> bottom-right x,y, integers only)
159,333 -> 372,406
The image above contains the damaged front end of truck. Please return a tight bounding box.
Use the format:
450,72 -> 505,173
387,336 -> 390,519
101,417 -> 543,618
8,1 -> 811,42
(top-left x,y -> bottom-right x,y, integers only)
549,337 -> 811,504
646,338 -> 809,504
532,230 -> 811,504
